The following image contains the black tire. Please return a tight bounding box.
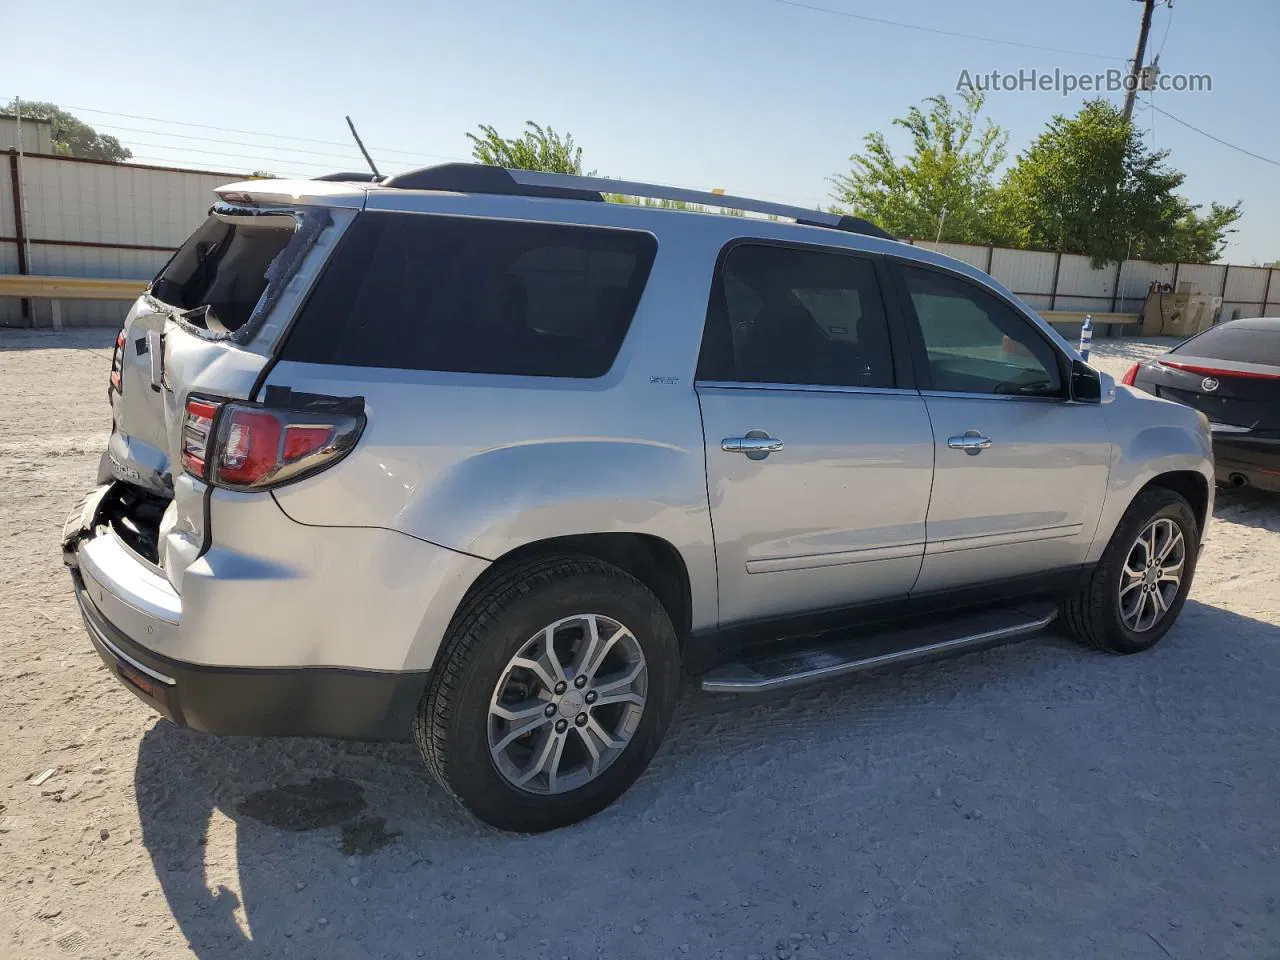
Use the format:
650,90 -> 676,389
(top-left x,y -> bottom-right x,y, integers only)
1064,487 -> 1200,654
414,554 -> 681,832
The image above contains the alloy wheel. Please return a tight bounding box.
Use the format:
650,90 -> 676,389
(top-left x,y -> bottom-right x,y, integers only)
487,614 -> 648,795
1117,517 -> 1185,633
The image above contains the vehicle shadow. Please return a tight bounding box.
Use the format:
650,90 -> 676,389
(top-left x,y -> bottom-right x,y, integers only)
135,597 -> 1280,960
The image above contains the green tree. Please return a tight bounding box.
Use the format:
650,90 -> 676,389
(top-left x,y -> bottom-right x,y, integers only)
995,99 -> 1240,264
1147,201 -> 1242,264
3,99 -> 132,161
830,90 -> 1007,242
466,121 -> 583,174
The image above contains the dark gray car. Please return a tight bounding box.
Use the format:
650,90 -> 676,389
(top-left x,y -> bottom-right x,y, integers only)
1123,317 -> 1280,492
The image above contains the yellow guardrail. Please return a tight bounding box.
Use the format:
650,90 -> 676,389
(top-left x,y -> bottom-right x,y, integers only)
0,274 -> 145,330
1040,310 -> 1142,326
0,274 -> 145,300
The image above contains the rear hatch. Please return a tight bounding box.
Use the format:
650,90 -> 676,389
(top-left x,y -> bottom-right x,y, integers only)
102,185 -> 359,585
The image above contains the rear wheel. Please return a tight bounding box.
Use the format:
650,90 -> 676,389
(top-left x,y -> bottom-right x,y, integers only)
415,555 -> 680,832
1064,488 -> 1200,654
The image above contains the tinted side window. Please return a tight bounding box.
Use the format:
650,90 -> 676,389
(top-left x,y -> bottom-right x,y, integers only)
900,264 -> 1064,397
283,212 -> 656,378
697,243 -> 896,388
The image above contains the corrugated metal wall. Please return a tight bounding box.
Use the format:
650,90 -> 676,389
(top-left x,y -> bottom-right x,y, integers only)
0,157 -> 16,276
0,117 -> 55,154
1,152 -> 243,326
907,239 -> 1280,322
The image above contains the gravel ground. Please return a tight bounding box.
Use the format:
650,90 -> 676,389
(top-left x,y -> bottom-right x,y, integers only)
2,329 -> 1278,960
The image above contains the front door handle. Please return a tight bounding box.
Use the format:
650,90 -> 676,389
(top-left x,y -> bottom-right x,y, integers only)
947,431 -> 992,454
722,433 -> 784,460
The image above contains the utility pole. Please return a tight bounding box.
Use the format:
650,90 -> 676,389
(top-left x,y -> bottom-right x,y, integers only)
1121,0 -> 1157,123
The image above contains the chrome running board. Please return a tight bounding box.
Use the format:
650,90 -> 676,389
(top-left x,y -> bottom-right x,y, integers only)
699,603 -> 1058,694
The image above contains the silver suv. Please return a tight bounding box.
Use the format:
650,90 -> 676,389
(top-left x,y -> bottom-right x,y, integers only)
63,164 -> 1214,831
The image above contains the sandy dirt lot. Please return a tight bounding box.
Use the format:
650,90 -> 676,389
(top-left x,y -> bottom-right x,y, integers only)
2,329 -> 1278,960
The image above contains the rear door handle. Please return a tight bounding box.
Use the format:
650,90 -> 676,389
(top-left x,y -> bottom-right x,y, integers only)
947,431 -> 992,454
722,434 -> 784,460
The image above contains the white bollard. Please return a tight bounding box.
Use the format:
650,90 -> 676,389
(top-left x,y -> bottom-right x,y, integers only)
1078,314 -> 1093,362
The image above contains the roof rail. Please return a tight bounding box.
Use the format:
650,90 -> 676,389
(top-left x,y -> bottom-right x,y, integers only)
313,171 -> 383,183
377,162 -> 896,241
381,163 -> 602,201
512,170 -> 897,240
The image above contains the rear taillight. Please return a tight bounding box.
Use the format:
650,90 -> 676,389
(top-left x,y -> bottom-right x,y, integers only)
1120,363 -> 1140,386
181,398 -> 220,477
109,330 -> 125,392
1156,359 -> 1280,381
180,394 -> 364,490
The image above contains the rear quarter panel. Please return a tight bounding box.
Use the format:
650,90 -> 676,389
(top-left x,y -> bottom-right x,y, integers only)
265,216 -> 722,632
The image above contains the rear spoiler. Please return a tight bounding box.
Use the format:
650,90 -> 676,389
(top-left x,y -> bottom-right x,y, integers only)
213,179 -> 369,209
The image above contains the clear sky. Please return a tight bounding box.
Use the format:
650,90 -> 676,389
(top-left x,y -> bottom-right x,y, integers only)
5,0 -> 1277,263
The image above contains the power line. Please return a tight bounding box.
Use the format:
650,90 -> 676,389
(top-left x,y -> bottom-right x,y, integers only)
1,94 -> 829,206
764,0 -> 1119,61
5,95 -> 824,204
1154,1 -> 1175,60
94,129 -> 451,173
85,121 -> 384,162
93,134 -> 354,168
54,102 -> 465,161
1144,101 -> 1280,167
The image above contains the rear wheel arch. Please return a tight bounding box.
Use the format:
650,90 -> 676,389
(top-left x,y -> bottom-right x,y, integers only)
461,533 -> 694,646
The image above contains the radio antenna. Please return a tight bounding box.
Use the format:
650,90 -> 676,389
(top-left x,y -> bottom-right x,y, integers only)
345,115 -> 382,180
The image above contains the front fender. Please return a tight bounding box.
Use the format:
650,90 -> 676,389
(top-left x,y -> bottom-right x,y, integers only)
1089,388 -> 1215,562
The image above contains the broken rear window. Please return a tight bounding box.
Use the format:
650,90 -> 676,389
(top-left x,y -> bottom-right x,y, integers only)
151,214 -> 296,334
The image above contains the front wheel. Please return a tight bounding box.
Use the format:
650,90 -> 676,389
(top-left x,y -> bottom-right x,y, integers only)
1064,487 -> 1200,654
415,555 -> 681,832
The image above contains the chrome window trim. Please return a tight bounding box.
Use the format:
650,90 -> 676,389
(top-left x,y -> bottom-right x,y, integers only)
694,380 -> 919,398
919,389 -> 1076,404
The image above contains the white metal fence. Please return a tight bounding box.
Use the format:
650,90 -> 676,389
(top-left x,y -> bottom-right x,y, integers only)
908,240 -> 1279,322
3,151 -> 1278,328
1,150 -> 243,326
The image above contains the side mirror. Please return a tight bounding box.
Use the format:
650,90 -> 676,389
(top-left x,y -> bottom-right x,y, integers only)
1097,370 -> 1117,404
1070,359 -> 1114,403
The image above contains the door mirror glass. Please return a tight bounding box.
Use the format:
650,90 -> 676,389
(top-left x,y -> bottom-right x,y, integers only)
1070,359 -> 1102,402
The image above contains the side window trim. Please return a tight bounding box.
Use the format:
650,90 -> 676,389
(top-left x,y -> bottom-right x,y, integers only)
694,237 -> 916,392
885,256 -> 1071,401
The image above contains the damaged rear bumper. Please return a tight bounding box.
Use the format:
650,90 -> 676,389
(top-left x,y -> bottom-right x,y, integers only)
63,485 -> 430,741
